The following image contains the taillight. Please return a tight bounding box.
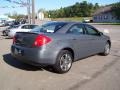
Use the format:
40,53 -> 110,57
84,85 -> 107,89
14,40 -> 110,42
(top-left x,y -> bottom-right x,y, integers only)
13,36 -> 16,44
32,34 -> 51,47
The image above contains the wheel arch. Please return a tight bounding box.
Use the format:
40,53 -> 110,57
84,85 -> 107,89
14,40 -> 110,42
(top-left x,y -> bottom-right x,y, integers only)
61,47 -> 74,61
107,40 -> 111,48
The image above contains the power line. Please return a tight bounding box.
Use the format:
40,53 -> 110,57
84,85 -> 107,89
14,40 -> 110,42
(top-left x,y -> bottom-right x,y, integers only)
3,0 -> 34,24
4,0 -> 31,24
4,0 -> 29,6
0,5 -> 26,8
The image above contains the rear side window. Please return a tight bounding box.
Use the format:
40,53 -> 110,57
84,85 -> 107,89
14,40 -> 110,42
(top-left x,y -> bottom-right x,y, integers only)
21,25 -> 29,29
21,25 -> 37,29
67,24 -> 85,34
31,22 -> 67,33
12,25 -> 19,28
29,25 -> 38,29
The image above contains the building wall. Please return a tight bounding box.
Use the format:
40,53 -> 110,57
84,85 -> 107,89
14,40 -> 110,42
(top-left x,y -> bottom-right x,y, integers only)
93,12 -> 120,23
37,12 -> 44,20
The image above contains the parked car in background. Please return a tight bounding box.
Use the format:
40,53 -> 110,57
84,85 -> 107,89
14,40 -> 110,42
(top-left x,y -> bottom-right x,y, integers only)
2,25 -> 20,36
11,22 -> 111,73
82,18 -> 91,23
8,24 -> 38,38
0,20 -> 5,27
4,21 -> 14,26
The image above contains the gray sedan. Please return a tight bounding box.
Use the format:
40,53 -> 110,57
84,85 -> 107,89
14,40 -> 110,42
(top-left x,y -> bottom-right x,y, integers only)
11,22 -> 111,73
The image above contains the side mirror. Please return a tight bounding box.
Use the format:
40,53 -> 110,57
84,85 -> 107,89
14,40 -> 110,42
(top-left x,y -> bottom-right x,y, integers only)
98,32 -> 103,36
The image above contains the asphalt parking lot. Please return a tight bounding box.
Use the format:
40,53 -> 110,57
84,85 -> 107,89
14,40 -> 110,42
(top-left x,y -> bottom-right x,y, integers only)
0,25 -> 120,90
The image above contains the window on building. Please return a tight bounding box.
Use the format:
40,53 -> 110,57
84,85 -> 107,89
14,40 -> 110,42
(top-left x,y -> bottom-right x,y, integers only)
104,15 -> 108,19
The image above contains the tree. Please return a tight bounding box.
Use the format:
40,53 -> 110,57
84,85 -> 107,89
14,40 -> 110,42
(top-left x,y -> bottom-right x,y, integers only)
94,3 -> 99,10
8,11 -> 27,20
47,1 -> 100,18
111,2 -> 120,20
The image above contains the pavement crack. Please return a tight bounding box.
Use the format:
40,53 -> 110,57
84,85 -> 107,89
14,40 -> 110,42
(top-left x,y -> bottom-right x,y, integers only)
68,56 -> 120,90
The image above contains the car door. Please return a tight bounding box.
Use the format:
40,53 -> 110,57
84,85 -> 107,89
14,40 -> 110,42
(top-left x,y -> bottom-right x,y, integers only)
67,24 -> 94,60
84,25 -> 105,54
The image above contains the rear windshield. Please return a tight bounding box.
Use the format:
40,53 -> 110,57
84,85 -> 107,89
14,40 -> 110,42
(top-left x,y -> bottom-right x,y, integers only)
31,22 -> 67,33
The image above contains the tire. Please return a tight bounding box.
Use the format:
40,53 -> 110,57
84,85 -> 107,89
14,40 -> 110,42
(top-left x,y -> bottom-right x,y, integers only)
101,42 -> 110,56
3,31 -> 7,36
53,50 -> 73,74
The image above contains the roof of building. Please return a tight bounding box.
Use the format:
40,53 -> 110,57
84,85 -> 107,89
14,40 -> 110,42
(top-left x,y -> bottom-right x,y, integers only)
93,6 -> 112,15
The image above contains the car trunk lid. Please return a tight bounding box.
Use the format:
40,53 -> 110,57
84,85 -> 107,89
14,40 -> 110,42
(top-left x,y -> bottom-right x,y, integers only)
13,32 -> 38,47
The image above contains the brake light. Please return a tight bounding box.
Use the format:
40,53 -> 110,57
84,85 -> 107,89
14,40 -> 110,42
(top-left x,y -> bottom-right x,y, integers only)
13,36 -> 16,44
32,34 -> 51,47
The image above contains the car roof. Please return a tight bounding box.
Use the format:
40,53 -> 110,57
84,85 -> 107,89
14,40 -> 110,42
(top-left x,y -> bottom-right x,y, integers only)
20,24 -> 38,26
50,21 -> 90,26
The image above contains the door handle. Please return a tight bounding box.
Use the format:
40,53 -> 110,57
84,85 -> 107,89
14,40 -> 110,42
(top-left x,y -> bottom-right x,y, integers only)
90,38 -> 95,40
72,38 -> 77,40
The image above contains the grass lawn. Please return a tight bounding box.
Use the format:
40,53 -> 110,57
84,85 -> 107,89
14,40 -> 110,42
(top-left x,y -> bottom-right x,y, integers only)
51,17 -> 92,22
51,17 -> 120,25
92,23 -> 120,25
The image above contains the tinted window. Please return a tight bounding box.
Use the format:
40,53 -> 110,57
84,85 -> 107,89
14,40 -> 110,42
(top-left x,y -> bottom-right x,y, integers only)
67,24 -> 84,34
21,25 -> 37,29
31,22 -> 67,33
85,25 -> 99,35
29,25 -> 38,29
21,25 -> 29,29
12,25 -> 20,28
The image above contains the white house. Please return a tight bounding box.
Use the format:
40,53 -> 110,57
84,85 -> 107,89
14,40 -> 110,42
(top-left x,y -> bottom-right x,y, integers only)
93,6 -> 120,23
37,12 -> 44,20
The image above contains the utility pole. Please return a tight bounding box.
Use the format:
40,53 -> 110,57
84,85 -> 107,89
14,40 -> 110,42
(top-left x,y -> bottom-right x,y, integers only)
32,0 -> 35,24
27,0 -> 31,24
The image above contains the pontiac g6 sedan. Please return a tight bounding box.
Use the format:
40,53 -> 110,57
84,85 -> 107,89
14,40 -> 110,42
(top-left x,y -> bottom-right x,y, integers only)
11,22 -> 111,73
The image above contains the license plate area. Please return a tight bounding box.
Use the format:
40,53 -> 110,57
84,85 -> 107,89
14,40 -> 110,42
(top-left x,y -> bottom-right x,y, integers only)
14,47 -> 24,56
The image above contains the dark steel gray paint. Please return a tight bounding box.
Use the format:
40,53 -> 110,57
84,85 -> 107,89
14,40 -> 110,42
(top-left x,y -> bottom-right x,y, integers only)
11,22 -> 111,65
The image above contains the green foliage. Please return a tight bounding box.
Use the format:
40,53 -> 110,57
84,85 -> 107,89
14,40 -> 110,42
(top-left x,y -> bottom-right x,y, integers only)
47,1 -> 100,18
111,2 -> 120,20
9,15 -> 26,20
51,17 -> 92,22
8,11 -> 27,20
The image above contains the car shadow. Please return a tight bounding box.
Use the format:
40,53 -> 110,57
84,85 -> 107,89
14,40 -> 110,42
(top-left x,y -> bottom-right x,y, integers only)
1,35 -> 4,36
4,37 -> 12,39
3,53 -> 55,72
0,35 -> 10,39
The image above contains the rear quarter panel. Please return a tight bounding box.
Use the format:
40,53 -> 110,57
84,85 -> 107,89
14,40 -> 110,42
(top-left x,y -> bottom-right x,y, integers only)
44,33 -> 80,61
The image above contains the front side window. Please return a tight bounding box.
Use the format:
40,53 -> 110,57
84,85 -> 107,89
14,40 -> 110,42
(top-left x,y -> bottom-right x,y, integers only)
85,25 -> 99,35
67,24 -> 84,34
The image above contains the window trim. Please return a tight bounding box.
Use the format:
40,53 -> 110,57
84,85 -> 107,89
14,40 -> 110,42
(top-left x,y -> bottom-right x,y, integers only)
84,24 -> 100,36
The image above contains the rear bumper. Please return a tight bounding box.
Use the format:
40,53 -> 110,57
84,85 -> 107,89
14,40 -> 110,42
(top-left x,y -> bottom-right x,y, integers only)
8,32 -> 15,38
11,45 -> 57,66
